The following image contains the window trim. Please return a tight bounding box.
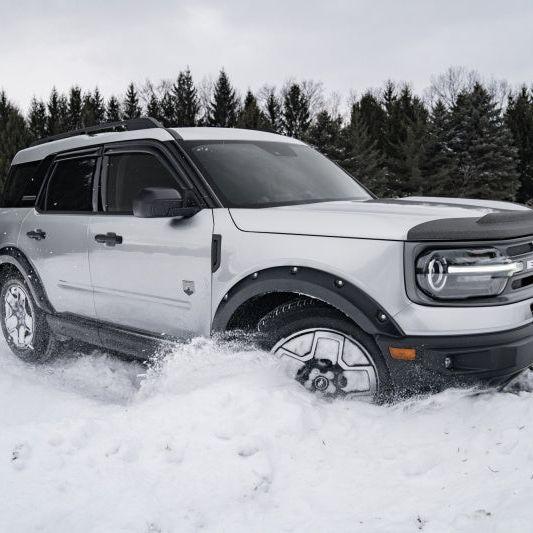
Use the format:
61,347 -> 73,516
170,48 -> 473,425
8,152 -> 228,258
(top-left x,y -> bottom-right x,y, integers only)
36,147 -> 102,215
98,141 -> 195,216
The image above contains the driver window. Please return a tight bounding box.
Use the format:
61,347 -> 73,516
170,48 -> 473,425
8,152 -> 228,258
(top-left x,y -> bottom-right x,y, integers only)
104,152 -> 178,213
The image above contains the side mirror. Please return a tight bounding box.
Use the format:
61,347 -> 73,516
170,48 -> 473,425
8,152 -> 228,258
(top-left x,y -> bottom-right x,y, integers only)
132,187 -> 200,218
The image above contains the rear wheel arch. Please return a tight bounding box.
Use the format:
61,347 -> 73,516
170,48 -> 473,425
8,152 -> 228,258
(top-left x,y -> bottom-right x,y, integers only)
0,247 -> 54,314
211,266 -> 404,337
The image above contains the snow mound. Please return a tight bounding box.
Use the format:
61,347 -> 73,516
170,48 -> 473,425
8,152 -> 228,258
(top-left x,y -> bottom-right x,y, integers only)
1,337 -> 533,532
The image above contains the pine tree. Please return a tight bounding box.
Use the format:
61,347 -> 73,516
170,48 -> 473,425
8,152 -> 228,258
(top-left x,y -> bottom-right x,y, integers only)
67,86 -> 83,130
264,90 -> 282,133
46,87 -> 68,135
146,92 -> 162,123
306,110 -> 343,162
122,83 -> 141,120
0,102 -> 30,191
340,103 -> 387,195
84,87 -> 105,126
506,86 -> 533,203
27,97 -> 47,141
445,83 -> 520,200
358,92 -> 387,152
160,91 -> 176,127
383,85 -> 428,195
282,84 -> 311,139
208,70 -> 239,127
237,91 -> 267,130
106,96 -> 121,122
173,68 -> 199,126
421,100 -> 456,195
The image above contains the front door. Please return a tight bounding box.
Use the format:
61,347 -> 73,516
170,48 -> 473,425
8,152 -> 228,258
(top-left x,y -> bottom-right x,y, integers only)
88,143 -> 213,338
19,151 -> 98,318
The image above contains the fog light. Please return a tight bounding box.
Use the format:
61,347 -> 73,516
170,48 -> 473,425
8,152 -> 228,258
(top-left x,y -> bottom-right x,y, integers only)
444,357 -> 452,369
389,347 -> 416,361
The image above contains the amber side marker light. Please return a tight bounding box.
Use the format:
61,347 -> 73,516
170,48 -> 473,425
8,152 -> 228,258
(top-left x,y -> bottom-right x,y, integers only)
389,347 -> 416,361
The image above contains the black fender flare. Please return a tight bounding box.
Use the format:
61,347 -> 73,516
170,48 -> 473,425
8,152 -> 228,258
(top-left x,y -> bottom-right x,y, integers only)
212,266 -> 404,337
0,247 -> 55,314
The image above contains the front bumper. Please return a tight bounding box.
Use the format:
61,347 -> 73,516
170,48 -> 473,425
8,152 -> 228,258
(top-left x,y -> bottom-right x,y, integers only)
376,321 -> 533,393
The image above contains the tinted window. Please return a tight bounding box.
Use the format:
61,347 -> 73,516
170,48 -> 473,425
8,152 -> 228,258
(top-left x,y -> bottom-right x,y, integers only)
46,157 -> 96,212
184,141 -> 371,208
2,161 -> 43,207
104,153 -> 178,213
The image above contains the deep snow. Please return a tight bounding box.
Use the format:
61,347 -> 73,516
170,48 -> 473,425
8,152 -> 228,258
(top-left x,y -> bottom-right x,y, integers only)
1,337 -> 533,533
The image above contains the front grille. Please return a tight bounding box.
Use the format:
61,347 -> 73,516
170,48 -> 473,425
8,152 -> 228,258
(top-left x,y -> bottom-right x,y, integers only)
505,237 -> 533,294
507,241 -> 533,257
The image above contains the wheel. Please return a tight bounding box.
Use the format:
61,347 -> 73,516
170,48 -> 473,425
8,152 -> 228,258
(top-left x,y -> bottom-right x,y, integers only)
0,271 -> 58,363
257,298 -> 393,402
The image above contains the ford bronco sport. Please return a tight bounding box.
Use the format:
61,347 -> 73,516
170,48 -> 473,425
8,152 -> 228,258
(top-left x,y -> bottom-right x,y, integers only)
2,117 -> 533,400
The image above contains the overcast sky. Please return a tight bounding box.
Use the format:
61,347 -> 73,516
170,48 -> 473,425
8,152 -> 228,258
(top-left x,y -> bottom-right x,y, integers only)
1,0 -> 532,110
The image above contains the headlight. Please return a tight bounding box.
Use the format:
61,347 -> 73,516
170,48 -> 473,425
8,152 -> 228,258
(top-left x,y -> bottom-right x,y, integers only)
416,248 -> 523,300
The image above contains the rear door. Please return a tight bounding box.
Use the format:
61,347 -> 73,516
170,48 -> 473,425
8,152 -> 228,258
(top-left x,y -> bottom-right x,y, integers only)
88,141 -> 213,338
19,149 -> 99,318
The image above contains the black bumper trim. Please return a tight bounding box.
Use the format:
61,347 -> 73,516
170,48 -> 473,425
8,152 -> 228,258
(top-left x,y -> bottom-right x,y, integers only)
376,322 -> 533,392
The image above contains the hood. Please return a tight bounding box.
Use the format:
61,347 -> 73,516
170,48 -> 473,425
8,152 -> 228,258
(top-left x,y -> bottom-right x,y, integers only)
229,196 -> 530,241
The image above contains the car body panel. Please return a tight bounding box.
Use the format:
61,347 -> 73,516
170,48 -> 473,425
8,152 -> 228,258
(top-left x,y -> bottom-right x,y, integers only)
88,209 -> 213,337
18,210 -> 96,318
229,197 -> 528,242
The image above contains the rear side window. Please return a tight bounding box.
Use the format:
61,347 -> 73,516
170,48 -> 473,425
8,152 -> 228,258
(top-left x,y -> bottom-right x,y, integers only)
2,161 -> 43,207
103,152 -> 178,213
45,157 -> 97,212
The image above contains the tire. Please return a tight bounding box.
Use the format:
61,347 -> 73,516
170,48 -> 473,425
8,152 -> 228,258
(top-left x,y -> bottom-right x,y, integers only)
257,298 -> 393,402
0,271 -> 58,363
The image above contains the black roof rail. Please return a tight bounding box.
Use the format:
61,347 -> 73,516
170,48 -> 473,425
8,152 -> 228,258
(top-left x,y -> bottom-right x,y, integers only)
30,117 -> 164,147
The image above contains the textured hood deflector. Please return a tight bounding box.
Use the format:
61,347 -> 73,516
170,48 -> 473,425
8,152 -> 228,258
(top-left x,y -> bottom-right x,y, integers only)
407,210 -> 533,241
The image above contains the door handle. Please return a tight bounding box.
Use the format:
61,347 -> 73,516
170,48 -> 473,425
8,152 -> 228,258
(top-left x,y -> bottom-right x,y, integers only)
94,232 -> 123,247
26,229 -> 46,241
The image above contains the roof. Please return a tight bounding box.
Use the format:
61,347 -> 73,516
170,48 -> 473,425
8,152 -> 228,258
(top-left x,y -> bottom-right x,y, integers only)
171,127 -> 304,144
12,126 -> 303,166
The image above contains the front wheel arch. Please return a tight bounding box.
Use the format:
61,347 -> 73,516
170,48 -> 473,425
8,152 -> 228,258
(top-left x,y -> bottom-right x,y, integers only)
212,266 -> 404,337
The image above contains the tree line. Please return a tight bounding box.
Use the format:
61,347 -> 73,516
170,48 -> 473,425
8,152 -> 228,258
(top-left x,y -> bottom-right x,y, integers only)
1,67 -> 532,203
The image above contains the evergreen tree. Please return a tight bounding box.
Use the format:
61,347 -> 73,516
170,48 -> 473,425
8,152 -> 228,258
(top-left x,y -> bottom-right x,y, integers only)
106,96 -> 121,122
146,92 -> 163,123
46,87 -> 68,135
506,86 -> 533,203
358,92 -> 387,152
82,87 -> 105,127
264,89 -> 282,133
160,91 -> 176,127
383,84 -> 428,195
237,91 -> 267,130
122,83 -> 141,120
340,103 -> 387,195
282,83 -> 311,139
67,86 -> 83,130
445,83 -> 519,200
306,110 -> 343,162
27,97 -> 47,141
0,102 -> 30,190
208,69 -> 239,127
173,68 -> 199,126
421,100 -> 456,195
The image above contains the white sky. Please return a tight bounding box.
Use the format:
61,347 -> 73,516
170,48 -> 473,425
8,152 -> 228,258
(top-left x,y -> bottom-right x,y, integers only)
1,0 -> 532,110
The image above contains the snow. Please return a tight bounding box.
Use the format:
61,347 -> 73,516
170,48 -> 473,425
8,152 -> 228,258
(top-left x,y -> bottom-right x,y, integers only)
1,336 -> 533,532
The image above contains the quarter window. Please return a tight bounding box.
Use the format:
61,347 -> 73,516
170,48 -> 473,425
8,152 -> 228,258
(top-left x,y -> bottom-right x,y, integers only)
2,161 -> 43,207
103,153 -> 178,213
45,157 -> 96,212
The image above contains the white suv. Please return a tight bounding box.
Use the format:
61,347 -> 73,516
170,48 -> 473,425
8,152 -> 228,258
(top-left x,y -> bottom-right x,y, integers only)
2,117 -> 533,401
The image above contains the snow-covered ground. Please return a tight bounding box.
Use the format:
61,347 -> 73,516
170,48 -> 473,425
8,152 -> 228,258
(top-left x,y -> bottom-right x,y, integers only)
1,337 -> 533,533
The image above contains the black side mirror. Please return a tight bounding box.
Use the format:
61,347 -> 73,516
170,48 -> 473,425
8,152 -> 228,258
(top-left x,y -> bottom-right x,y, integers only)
132,187 -> 201,218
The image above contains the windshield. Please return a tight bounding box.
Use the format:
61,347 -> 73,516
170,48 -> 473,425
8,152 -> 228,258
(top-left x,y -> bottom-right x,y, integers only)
183,140 -> 372,207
